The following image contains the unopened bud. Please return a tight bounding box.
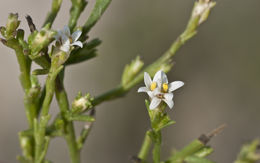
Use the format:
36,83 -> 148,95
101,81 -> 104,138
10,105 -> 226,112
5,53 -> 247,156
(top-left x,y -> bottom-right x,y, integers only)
72,93 -> 93,113
122,56 -> 144,86
192,0 -> 216,24
19,134 -> 33,159
28,24 -> 56,58
6,13 -> 20,38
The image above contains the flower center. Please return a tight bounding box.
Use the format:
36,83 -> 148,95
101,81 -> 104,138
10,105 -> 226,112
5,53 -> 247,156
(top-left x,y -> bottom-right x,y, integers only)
156,93 -> 164,99
150,82 -> 157,91
162,83 -> 168,92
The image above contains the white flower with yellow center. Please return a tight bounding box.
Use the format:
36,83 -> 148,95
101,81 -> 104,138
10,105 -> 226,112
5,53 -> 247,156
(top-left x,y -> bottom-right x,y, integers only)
138,70 -> 184,110
55,25 -> 83,52
137,71 -> 162,96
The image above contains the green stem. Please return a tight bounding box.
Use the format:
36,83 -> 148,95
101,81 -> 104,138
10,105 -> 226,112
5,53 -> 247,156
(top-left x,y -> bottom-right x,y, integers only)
92,85 -> 125,106
35,62 -> 63,163
43,0 -> 63,27
152,131 -> 161,163
138,130 -> 152,162
8,41 -> 33,126
55,73 -> 80,163
68,0 -> 87,30
82,0 -> 111,36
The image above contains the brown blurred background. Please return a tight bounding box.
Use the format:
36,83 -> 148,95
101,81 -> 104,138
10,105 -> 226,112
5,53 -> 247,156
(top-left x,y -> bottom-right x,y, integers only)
1,0 -> 260,162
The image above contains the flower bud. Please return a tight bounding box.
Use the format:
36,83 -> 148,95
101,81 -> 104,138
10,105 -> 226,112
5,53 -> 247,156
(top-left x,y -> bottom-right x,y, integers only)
122,56 -> 144,86
28,24 -> 56,58
192,0 -> 216,25
72,92 -> 93,113
5,13 -> 20,39
19,134 -> 33,160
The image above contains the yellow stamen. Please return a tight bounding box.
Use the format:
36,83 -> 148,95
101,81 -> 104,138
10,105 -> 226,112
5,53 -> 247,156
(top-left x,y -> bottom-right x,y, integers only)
162,83 -> 168,92
69,37 -> 73,43
150,82 -> 157,91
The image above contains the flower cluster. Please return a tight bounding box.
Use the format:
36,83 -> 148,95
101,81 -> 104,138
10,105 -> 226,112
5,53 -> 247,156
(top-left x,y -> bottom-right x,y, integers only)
55,25 -> 83,52
138,70 -> 184,110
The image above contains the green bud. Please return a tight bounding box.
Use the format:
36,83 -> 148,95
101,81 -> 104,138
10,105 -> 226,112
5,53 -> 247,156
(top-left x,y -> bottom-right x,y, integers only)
235,139 -> 260,163
6,13 -> 20,39
192,0 -> 216,25
121,56 -> 144,86
28,24 -> 56,59
55,119 -> 65,131
18,134 -> 33,160
51,48 -> 70,66
71,92 -> 93,113
16,29 -> 25,40
28,75 -> 41,97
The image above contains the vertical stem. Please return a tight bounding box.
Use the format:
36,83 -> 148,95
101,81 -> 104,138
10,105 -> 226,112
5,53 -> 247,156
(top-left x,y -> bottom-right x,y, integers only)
42,0 -> 63,27
152,131 -> 161,163
138,130 -> 152,162
13,45 -> 33,127
35,63 -> 63,163
55,73 -> 80,163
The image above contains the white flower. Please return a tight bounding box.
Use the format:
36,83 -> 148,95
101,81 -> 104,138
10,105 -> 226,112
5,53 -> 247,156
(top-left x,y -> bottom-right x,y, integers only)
137,71 -> 161,95
138,70 -> 184,110
55,25 -> 83,52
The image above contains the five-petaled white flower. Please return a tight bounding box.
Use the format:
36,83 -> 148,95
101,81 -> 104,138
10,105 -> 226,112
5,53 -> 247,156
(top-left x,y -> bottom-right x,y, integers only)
138,70 -> 184,110
55,25 -> 83,52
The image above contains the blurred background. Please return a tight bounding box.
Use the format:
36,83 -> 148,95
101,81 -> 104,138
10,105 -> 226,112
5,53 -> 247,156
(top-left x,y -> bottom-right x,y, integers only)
0,0 -> 260,162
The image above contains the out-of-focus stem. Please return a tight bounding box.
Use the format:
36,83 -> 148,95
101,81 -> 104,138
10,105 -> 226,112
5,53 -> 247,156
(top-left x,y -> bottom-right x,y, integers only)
68,0 -> 87,30
35,62 -> 63,163
55,73 -> 80,163
138,131 -> 152,162
42,0 -> 63,27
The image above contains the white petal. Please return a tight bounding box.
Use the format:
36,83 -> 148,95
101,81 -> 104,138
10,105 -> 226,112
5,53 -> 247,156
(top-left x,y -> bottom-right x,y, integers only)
61,34 -> 69,44
60,45 -> 70,52
147,91 -> 155,98
144,72 -> 152,88
164,93 -> 173,101
152,88 -> 161,95
168,81 -> 184,92
153,70 -> 163,87
161,71 -> 168,84
60,39 -> 70,52
149,97 -> 161,110
71,30 -> 82,42
137,87 -> 149,93
63,25 -> 70,36
71,41 -> 83,48
163,99 -> 174,109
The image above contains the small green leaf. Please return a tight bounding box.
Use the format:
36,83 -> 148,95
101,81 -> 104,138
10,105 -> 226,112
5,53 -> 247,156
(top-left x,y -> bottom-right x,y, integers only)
66,38 -> 101,65
83,0 -> 111,34
32,69 -> 49,75
67,113 -> 95,122
185,156 -> 215,163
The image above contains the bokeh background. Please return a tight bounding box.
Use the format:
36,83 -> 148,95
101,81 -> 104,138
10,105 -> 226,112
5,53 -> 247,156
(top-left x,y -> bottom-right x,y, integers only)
0,0 -> 260,162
